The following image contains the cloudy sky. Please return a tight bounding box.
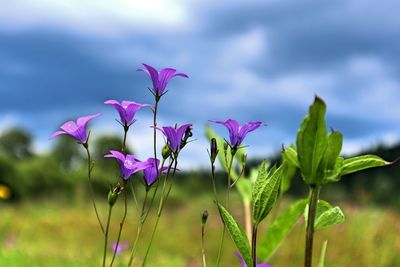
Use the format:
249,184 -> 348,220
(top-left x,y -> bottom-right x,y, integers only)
0,0 -> 399,168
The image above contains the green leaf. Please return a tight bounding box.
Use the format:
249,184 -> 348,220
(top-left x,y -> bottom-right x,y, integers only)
318,240 -> 328,267
315,206 -> 345,230
217,203 -> 253,267
258,199 -> 308,261
305,200 -> 345,230
321,157 -> 344,184
236,178 -> 252,203
281,156 -> 297,194
341,154 -> 390,176
282,146 -> 299,168
296,96 -> 328,184
252,162 -> 282,224
320,131 -> 343,172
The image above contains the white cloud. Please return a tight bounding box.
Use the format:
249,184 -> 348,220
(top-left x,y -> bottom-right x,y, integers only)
0,0 -> 190,36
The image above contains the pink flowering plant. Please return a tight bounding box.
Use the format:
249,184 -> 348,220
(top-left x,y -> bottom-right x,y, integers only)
50,64 -> 393,267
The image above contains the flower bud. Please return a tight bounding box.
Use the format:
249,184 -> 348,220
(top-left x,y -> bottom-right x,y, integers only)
180,126 -> 193,150
241,153 -> 247,167
108,183 -> 124,206
162,144 -> 172,159
210,138 -> 218,164
201,210 -> 209,226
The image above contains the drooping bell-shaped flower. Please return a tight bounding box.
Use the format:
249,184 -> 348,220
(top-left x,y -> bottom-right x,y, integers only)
104,100 -> 151,126
137,63 -> 189,97
142,158 -> 170,186
156,123 -> 192,153
209,119 -> 263,149
49,113 -> 101,143
104,150 -> 151,180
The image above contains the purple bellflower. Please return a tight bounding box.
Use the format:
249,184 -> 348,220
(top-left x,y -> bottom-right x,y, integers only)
137,63 -> 189,97
236,253 -> 271,267
157,123 -> 192,154
104,150 -> 151,180
49,113 -> 101,143
104,99 -> 151,126
142,158 -> 170,186
111,242 -> 128,255
209,119 -> 263,149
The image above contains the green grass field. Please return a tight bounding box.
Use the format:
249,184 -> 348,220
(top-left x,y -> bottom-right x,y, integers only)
1,192 -> 399,267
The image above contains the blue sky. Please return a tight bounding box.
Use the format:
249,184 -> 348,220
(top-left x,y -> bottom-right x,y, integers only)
0,0 -> 399,168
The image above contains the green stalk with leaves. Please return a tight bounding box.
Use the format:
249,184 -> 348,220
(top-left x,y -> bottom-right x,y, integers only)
283,96 -> 391,267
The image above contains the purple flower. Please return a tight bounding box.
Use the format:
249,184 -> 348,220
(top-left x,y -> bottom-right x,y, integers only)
209,119 -> 263,149
142,158 -> 169,186
49,113 -> 101,143
104,150 -> 151,180
137,63 -> 189,96
111,242 -> 128,255
235,253 -> 271,267
104,99 -> 151,126
157,123 -> 192,153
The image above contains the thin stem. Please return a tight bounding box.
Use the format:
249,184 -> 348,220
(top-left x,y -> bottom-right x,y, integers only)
244,201 -> 252,243
305,185 -> 320,267
84,145 -> 105,234
127,189 -> 149,267
109,188 -> 128,267
201,222 -> 207,267
153,100 -> 159,176
122,126 -> 128,152
129,182 -> 140,213
141,159 -> 175,267
215,155 -> 235,267
103,205 -> 113,267
252,223 -> 258,267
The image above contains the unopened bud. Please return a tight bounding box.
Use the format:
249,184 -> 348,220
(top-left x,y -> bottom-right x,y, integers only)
210,138 -> 218,164
201,210 -> 209,226
162,144 -> 172,159
180,126 -> 193,150
241,153 -> 247,167
108,183 -> 124,206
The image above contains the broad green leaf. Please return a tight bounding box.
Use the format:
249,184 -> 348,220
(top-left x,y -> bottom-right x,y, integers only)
305,200 -> 345,230
341,154 -> 390,176
258,199 -> 308,261
281,157 -> 297,194
324,131 -> 343,171
318,240 -> 328,267
217,203 -> 253,267
282,146 -> 299,168
321,157 -> 344,184
296,96 -> 328,184
315,206 -> 345,230
252,162 -> 282,224
236,178 -> 252,203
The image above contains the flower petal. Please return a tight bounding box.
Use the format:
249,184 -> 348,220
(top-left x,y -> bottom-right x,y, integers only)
76,113 -> 101,128
49,130 -> 67,139
138,64 -> 159,90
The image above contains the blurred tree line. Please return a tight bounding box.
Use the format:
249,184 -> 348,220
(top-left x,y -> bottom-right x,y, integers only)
0,127 -> 399,208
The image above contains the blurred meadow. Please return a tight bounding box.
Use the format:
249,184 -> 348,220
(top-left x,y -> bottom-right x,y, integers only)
0,130 -> 400,266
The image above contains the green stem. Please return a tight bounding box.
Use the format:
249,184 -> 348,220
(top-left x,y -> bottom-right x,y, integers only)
244,201 -> 252,243
127,188 -> 150,267
215,155 -> 235,267
305,185 -> 320,267
141,159 -> 175,267
103,205 -> 113,267
122,126 -> 128,152
252,223 -> 258,267
84,145 -> 104,234
109,188 -> 128,267
202,222 -> 207,267
153,100 -> 159,176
